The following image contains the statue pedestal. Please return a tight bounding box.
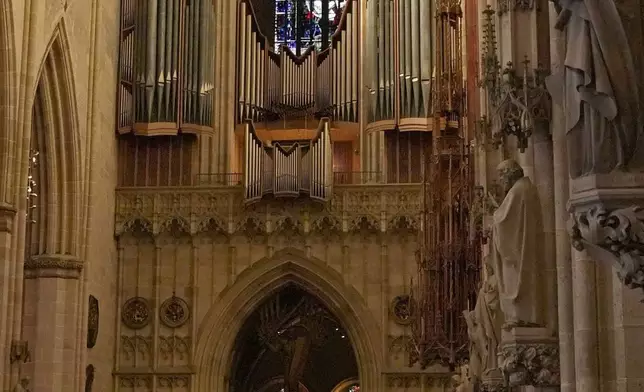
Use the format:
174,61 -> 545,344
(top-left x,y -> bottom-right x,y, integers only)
498,327 -> 560,389
568,172 -> 644,296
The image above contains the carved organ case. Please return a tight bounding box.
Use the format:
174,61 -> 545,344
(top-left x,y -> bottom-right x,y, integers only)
244,118 -> 334,203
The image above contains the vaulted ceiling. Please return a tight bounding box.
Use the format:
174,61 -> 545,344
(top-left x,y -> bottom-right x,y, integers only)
230,284 -> 358,392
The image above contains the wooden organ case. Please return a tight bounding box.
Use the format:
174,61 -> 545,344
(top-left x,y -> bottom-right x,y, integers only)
243,119 -> 334,203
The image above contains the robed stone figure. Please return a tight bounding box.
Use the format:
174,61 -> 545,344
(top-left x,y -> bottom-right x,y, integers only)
491,160 -> 545,328
546,0 -> 644,178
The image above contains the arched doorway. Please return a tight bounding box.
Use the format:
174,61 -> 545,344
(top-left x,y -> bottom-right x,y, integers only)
193,248 -> 382,392
230,284 -> 358,392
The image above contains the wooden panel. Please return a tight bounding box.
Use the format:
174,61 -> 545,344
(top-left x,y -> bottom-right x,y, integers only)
118,134 -> 196,187
332,141 -> 353,173
385,131 -> 430,183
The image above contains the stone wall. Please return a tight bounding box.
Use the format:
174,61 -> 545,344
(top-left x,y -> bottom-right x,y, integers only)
113,185 -> 454,391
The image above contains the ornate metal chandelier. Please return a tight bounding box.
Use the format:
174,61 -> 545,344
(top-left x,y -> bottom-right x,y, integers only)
408,0 -> 481,369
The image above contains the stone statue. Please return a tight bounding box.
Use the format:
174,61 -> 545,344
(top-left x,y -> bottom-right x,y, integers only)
491,160 -> 545,328
13,377 -> 30,392
463,310 -> 484,381
546,0 -> 644,178
476,261 -> 503,372
452,364 -> 474,392
464,260 -> 504,382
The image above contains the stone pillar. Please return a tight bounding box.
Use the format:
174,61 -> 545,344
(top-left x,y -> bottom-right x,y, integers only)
548,2 -> 576,390
568,173 -> 644,391
0,203 -> 19,389
21,255 -> 83,392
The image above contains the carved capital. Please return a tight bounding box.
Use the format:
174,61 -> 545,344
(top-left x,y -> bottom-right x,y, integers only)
569,173 -> 644,297
498,333 -> 560,387
24,254 -> 83,279
0,202 -> 17,233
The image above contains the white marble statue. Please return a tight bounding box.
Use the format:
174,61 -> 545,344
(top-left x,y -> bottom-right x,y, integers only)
491,160 -> 545,328
463,310 -> 483,381
546,0 -> 644,178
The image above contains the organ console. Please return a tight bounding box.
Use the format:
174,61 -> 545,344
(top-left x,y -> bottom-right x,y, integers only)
244,118 -> 334,204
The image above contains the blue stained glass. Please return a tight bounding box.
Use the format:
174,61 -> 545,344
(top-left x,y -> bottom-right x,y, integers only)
274,0 -> 347,53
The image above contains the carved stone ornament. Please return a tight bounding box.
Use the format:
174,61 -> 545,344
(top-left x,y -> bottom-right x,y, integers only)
160,295 -> 190,328
121,297 -> 151,329
498,342 -> 560,387
0,202 -> 17,233
390,295 -> 415,325
497,0 -> 535,14
87,295 -> 99,348
570,206 -> 644,296
24,255 -> 83,279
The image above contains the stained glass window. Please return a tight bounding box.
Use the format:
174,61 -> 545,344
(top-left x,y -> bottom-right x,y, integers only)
348,384 -> 360,392
274,0 -> 347,53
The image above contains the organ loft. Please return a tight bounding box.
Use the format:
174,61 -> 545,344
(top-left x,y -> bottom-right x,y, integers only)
3,0 -> 644,392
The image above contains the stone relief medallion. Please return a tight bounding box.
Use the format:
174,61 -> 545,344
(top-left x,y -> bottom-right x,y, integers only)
498,342 -> 560,387
390,295 -> 415,325
159,295 -> 190,328
121,297 -> 151,329
87,295 -> 99,348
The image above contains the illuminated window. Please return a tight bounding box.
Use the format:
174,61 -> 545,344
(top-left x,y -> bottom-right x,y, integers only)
348,384 -> 360,392
274,0 -> 347,53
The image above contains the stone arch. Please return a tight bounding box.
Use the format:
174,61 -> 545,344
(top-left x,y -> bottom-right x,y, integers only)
194,247 -> 383,392
29,21 -> 83,258
0,0 -> 16,203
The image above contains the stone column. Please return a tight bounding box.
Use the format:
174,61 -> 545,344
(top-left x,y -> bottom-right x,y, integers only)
548,3 -> 576,391
21,256 -> 83,392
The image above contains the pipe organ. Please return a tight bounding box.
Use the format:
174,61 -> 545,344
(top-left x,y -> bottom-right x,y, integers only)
116,0 -> 215,136
244,118 -> 333,203
366,0 -> 434,131
236,0 -> 359,125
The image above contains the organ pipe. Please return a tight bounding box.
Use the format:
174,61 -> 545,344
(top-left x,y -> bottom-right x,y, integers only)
235,0 -> 359,125
117,0 -> 215,136
242,119 -> 333,203
365,0 -> 433,131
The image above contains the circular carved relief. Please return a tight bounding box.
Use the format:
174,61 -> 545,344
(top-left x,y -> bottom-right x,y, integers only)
159,296 -> 190,328
121,297 -> 151,329
390,295 -> 415,325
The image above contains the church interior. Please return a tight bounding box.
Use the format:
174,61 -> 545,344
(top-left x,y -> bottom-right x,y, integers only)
1,0 -> 644,391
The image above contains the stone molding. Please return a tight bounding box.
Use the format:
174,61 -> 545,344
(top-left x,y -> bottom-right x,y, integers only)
114,185 -> 422,238
568,173 -> 644,297
0,202 -> 17,233
497,0 -> 535,15
498,328 -> 560,388
24,254 -> 83,279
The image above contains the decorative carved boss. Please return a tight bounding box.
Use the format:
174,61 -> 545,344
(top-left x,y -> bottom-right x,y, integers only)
121,295 -> 191,329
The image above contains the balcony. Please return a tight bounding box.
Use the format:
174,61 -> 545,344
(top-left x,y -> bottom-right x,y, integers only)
114,172 -> 422,238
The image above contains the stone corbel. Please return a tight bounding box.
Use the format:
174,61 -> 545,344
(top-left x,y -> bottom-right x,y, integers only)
498,328 -> 560,388
24,254 -> 83,279
0,202 -> 17,233
568,173 -> 644,298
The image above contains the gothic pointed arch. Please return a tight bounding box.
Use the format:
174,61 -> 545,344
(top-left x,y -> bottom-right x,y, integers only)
194,247 -> 382,392
27,21 -> 84,261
